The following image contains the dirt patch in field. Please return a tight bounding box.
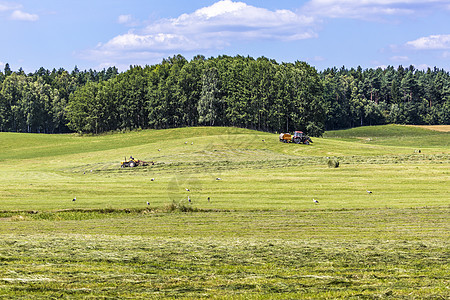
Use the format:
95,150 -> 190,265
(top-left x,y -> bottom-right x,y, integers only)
408,125 -> 450,132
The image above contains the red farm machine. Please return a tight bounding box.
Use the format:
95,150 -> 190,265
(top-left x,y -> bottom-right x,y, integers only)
279,131 -> 313,145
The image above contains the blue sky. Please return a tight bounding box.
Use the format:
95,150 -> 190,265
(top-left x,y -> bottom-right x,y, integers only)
1,0 -> 449,72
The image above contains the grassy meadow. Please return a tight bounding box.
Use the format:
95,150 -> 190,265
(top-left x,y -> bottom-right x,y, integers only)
0,125 -> 449,298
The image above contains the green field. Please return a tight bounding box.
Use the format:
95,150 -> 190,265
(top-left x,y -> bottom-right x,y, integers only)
0,125 -> 449,298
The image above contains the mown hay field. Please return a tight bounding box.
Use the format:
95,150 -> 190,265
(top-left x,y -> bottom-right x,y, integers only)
0,125 -> 449,298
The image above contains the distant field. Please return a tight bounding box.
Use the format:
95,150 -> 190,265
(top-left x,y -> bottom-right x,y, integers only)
324,124 -> 449,148
408,125 -> 450,132
0,125 -> 449,298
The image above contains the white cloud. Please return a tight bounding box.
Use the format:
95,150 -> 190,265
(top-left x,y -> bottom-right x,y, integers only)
10,9 -> 38,21
0,2 -> 21,12
194,0 -> 247,19
406,34 -> 450,50
414,63 -> 432,70
390,55 -> 409,62
0,2 -> 39,21
141,0 -> 315,42
302,0 -> 448,19
181,0 -> 314,29
103,33 -> 201,51
117,14 -> 140,27
83,0 -> 316,66
118,14 -> 132,24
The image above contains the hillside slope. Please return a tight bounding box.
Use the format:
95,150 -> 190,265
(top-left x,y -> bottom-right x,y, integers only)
0,125 -> 448,211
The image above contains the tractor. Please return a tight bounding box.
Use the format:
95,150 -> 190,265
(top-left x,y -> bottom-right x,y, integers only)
279,131 -> 313,145
121,156 -> 152,168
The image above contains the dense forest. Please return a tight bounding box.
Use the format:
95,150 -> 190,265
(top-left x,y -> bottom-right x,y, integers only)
0,55 -> 449,136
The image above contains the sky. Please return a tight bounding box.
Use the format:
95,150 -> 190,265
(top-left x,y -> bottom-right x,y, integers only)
1,0 -> 449,73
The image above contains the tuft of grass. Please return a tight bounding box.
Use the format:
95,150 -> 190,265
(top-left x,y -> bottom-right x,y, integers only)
327,159 -> 339,168
163,201 -> 200,212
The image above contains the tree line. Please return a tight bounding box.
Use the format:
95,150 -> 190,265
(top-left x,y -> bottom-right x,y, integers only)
321,65 -> 449,130
0,55 -> 448,136
0,64 -> 118,133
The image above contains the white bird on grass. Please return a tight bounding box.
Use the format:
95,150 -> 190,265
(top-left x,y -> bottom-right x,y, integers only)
72,197 -> 76,202
367,190 -> 373,194
216,178 -> 222,180
188,196 -> 191,203
147,201 -> 150,205
313,199 -> 319,204
150,178 -> 155,181
185,188 -> 190,192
